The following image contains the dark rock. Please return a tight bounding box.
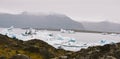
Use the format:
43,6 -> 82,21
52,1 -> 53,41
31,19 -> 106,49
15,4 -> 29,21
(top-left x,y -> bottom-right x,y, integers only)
114,50 -> 120,59
59,56 -> 68,59
24,45 -> 39,53
10,54 -> 30,59
105,56 -> 116,59
0,55 -> 6,59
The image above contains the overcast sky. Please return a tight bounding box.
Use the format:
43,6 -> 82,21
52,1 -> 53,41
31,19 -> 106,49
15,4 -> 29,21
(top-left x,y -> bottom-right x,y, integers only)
0,0 -> 120,23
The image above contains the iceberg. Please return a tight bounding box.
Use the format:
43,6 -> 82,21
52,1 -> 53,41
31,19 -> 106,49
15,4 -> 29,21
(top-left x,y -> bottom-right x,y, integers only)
0,27 -> 120,51
60,29 -> 75,34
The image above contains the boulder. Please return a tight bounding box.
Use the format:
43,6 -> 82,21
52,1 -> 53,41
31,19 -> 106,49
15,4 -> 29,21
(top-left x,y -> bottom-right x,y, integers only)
10,54 -> 30,59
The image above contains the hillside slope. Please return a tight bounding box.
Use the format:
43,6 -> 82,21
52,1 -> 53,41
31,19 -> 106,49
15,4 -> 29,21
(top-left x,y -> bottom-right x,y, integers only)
0,34 -> 70,59
0,34 -> 120,59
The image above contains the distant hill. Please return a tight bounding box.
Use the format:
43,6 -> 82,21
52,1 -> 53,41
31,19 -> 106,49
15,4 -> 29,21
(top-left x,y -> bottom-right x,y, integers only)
81,21 -> 120,33
1,12 -> 120,33
0,12 -> 84,30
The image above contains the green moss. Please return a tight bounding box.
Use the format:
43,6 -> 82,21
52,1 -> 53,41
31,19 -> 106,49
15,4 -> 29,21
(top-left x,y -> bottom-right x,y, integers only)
0,34 -> 69,59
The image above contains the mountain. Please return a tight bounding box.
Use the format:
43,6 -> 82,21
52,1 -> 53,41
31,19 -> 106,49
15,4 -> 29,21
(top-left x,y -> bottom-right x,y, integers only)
81,21 -> 120,33
0,12 -> 84,30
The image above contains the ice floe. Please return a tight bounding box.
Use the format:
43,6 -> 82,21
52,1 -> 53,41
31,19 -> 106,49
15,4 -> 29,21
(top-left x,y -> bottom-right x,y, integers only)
0,27 -> 120,51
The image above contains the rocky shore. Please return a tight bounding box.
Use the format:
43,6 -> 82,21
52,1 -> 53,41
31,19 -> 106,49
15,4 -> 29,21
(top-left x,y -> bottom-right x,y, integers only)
0,34 -> 120,59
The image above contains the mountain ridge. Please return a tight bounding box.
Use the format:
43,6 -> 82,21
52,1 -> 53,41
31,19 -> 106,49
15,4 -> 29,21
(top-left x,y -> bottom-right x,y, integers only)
0,13 -> 84,30
81,21 -> 120,33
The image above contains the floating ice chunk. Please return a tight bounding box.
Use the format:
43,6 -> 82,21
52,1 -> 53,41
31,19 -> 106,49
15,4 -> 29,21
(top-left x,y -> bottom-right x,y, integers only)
0,26 -> 14,35
68,38 -> 76,42
56,34 -> 64,40
8,26 -> 14,31
99,39 -> 116,46
60,29 -> 66,33
68,30 -> 75,34
60,29 -> 75,34
101,33 -> 108,35
0,29 -> 9,35
100,40 -> 106,44
8,34 -> 16,39
22,28 -> 37,36
48,33 -> 54,37
110,33 -> 117,36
